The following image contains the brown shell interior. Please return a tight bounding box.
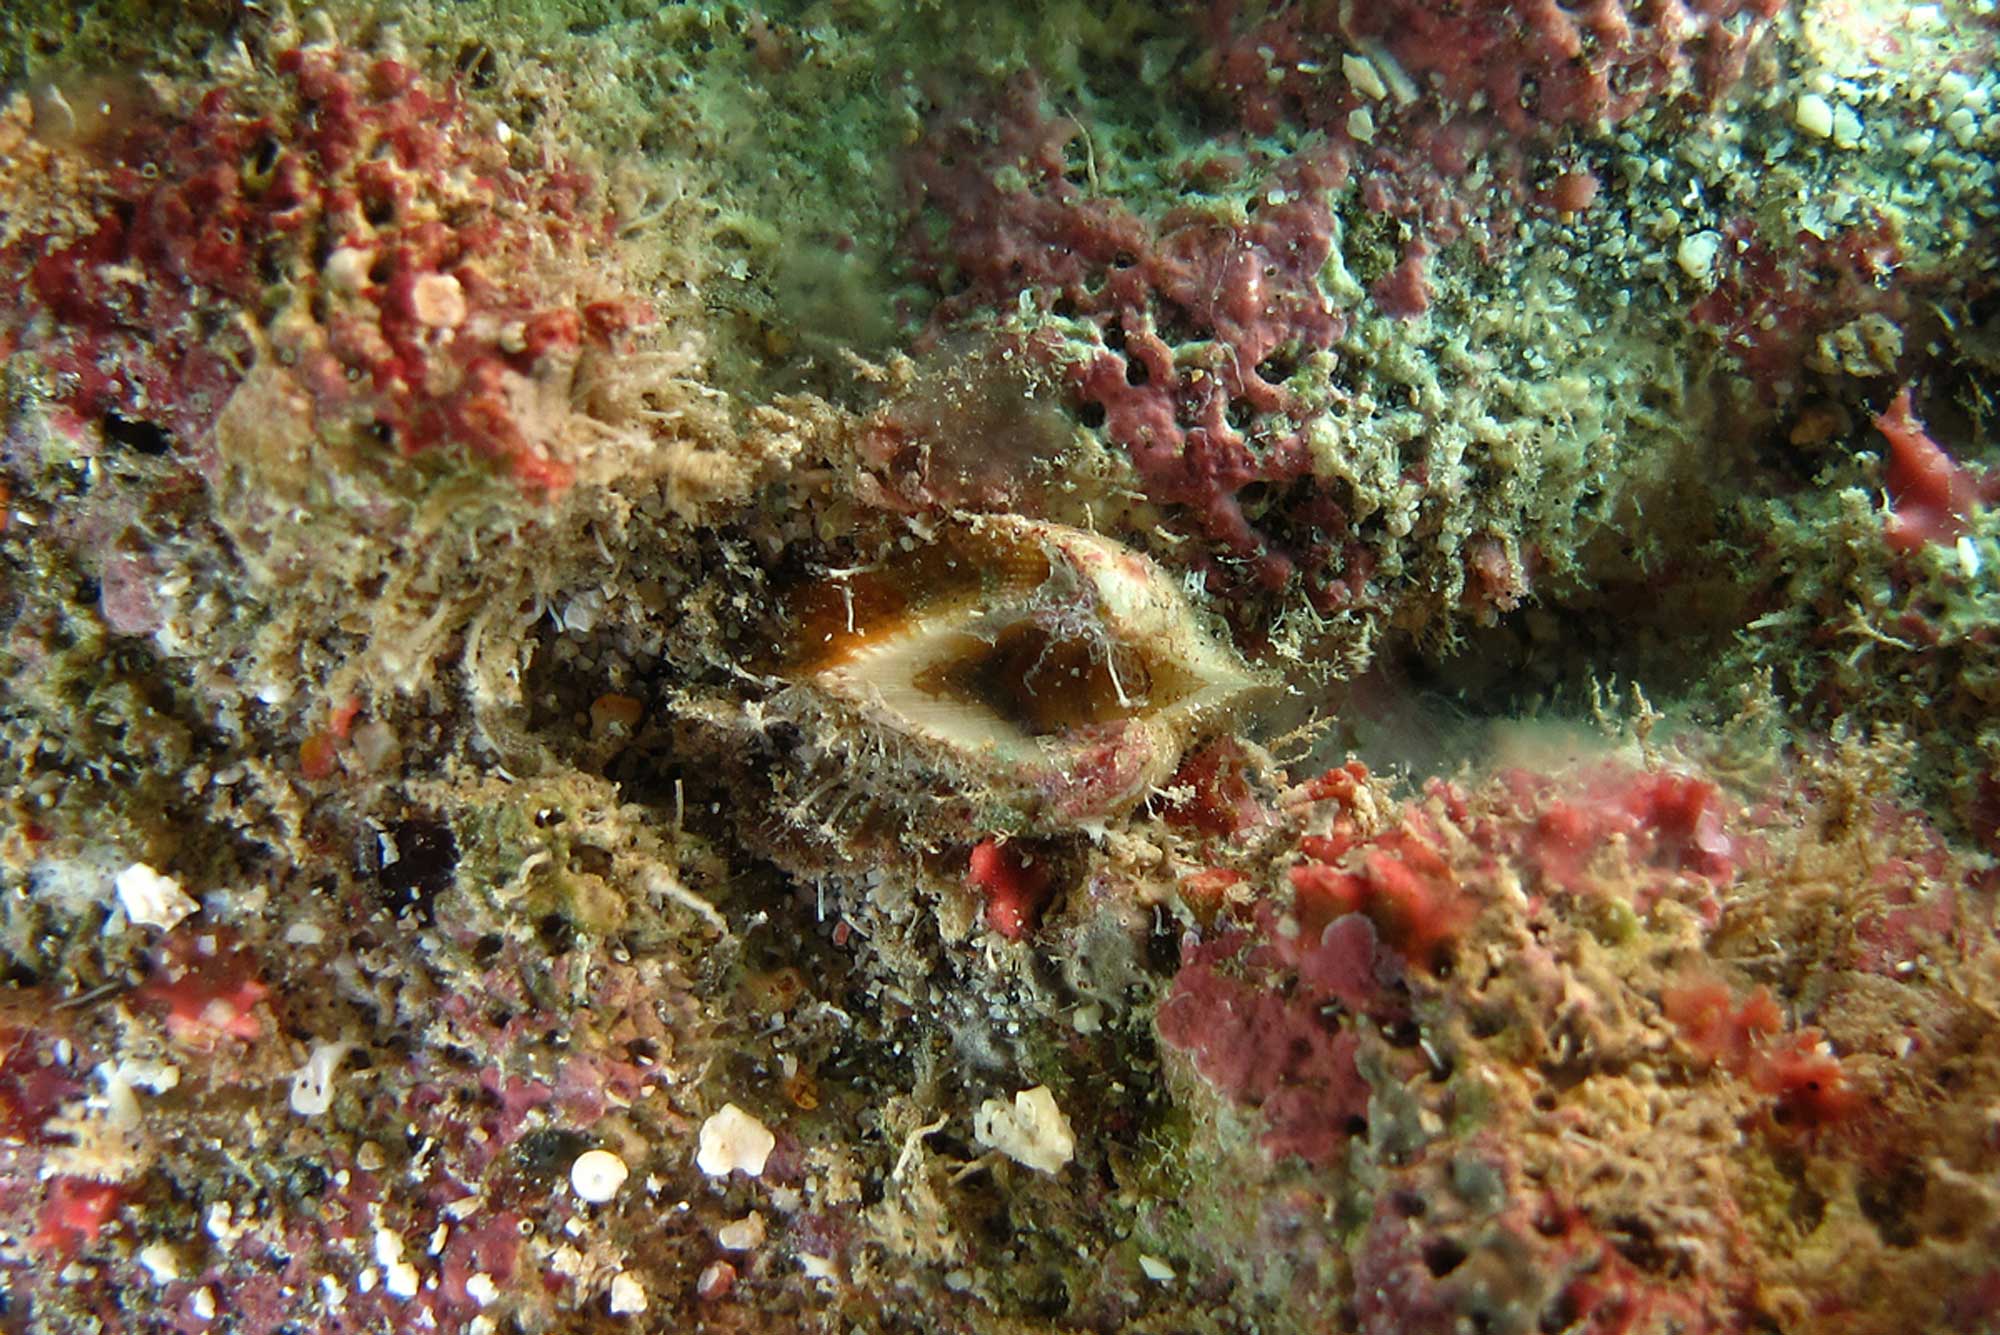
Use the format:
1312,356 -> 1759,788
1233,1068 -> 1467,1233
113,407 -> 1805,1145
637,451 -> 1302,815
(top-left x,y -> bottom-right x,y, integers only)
787,525 -> 1201,735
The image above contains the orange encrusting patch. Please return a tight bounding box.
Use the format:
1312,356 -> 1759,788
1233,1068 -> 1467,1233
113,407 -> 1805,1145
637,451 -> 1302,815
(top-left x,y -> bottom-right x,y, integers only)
1663,980 -> 1863,1133
1289,824 -> 1474,968
30,1177 -> 124,1259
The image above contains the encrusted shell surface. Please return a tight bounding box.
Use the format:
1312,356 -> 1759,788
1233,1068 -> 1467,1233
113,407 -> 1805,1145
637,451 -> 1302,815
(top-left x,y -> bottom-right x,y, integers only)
782,515 -> 1267,827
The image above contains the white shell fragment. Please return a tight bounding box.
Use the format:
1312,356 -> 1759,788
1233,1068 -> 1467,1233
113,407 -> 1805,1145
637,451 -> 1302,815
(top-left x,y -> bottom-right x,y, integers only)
973,1085 -> 1076,1174
114,862 -> 199,931
697,1103 -> 776,1178
570,1148 -> 631,1203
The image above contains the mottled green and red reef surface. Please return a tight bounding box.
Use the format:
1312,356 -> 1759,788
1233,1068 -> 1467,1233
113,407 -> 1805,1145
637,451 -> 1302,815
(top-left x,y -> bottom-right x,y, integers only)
2,1 -> 1999,1332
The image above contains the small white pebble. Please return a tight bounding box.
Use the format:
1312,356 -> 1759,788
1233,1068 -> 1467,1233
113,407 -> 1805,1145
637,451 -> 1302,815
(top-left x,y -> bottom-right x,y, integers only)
205,1201 -> 241,1244
1346,106 -> 1376,143
410,272 -> 468,328
697,1104 -> 776,1178
1675,230 -> 1722,282
115,1058 -> 179,1095
560,590 -> 605,634
1831,102 -> 1864,149
1794,92 -> 1835,138
115,863 -> 198,931
716,1211 -> 766,1251
464,1272 -> 500,1306
190,1287 -> 217,1321
138,1243 -> 182,1283
1945,106 -> 1980,149
548,1242 -> 587,1278
607,1271 -> 647,1316
350,720 -> 402,773
375,1224 -> 419,1299
1138,1254 -> 1176,1282
1342,52 -> 1387,101
570,1148 -> 630,1204
1957,535 -> 1982,579
323,246 -> 373,295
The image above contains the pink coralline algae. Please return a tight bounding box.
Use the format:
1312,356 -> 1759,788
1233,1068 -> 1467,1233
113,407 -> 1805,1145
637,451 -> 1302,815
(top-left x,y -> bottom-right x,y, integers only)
4,6 -> 2000,1335
1495,765 -> 1741,916
136,930 -> 272,1046
1,47 -> 646,490
1201,0 -> 1784,252
1207,0 -> 1784,139
905,75 -> 1352,598
0,1017 -> 83,1145
1289,817 -> 1474,968
1687,218 -> 1908,395
1157,749 -> 1999,1333
1159,764 -> 1417,1164
1662,980 -> 1862,1133
900,0 -> 1785,617
1156,914 -> 1380,1165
